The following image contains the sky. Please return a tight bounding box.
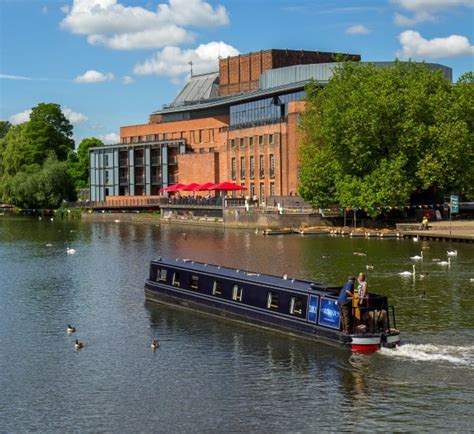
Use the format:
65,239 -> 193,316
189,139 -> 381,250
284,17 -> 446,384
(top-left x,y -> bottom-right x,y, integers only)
1,0 -> 473,147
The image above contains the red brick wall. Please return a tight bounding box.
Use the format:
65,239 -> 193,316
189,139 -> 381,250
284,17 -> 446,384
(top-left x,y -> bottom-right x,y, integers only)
177,152 -> 219,185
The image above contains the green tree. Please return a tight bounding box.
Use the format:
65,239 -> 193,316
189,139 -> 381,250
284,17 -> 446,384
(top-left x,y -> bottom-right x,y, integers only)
25,103 -> 74,163
5,154 -> 76,209
68,137 -> 103,190
299,61 -> 474,215
0,121 -> 12,139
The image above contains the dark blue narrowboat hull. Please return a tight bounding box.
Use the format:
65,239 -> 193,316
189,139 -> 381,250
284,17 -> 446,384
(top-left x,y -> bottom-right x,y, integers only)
144,281 -> 351,348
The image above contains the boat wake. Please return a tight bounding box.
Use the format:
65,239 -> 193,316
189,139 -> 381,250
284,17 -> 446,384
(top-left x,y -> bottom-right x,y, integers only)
379,343 -> 474,367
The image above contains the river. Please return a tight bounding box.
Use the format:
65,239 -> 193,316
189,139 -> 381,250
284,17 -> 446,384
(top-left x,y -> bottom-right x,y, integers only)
0,216 -> 472,431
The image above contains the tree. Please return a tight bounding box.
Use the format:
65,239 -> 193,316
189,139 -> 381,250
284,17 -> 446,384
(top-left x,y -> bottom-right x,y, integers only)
25,103 -> 74,163
68,137 -> 103,190
5,154 -> 76,209
299,61 -> 474,215
0,121 -> 12,140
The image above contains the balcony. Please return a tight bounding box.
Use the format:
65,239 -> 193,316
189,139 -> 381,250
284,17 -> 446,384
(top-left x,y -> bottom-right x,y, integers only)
135,158 -> 144,167
119,159 -> 128,167
151,156 -> 160,165
119,176 -> 128,185
135,175 -> 144,184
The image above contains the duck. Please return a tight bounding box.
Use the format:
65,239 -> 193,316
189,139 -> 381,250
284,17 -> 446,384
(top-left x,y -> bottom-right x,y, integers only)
151,339 -> 160,350
447,250 -> 458,256
410,251 -> 423,261
399,264 -> 416,276
67,324 -> 76,334
66,247 -> 76,255
366,264 -> 374,271
114,219 -> 121,223
419,272 -> 429,279
437,257 -> 451,267
255,228 -> 259,234
75,339 -> 84,350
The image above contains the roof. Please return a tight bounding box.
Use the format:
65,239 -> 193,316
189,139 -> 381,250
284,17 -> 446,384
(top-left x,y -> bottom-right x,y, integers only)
153,257 -> 333,294
169,72 -> 219,107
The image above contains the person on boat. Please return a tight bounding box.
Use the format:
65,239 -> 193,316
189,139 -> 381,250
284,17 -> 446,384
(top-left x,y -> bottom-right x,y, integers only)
353,273 -> 368,327
364,309 -> 389,332
338,277 -> 355,333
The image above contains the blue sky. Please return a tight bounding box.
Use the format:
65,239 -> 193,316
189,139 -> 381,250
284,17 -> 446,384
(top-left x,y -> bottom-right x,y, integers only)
1,0 -> 473,147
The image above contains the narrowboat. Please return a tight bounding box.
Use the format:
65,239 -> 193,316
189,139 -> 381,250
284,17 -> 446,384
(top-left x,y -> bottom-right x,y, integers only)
144,258 -> 401,352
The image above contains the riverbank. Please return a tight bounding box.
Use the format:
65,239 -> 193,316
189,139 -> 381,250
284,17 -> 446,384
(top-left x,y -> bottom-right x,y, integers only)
400,220 -> 474,243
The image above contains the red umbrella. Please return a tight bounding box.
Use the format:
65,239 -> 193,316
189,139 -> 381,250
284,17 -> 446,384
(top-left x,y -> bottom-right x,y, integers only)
212,181 -> 247,191
161,183 -> 186,192
195,182 -> 216,191
182,183 -> 200,191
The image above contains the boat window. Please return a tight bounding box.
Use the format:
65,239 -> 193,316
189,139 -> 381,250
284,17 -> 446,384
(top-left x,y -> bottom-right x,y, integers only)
190,275 -> 199,290
289,296 -> 303,317
267,291 -> 279,310
172,272 -> 180,287
213,280 -> 223,296
232,285 -> 243,302
158,269 -> 167,282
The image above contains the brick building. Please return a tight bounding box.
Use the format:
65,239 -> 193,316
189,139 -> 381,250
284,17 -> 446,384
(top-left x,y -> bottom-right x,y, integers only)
89,50 -> 452,203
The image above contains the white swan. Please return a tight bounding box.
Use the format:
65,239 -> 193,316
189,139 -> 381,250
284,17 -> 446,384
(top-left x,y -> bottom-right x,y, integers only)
413,236 -> 419,242
66,247 -> 76,255
410,251 -> 423,260
366,265 -> 374,270
447,250 -> 457,256
437,257 -> 451,266
399,265 -> 416,276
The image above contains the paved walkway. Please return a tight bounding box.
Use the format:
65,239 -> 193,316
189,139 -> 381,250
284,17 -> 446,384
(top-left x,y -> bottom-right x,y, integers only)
402,220 -> 474,242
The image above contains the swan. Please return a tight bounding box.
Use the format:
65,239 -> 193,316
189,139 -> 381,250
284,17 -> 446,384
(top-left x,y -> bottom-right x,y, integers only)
67,324 -> 76,334
50,217 -> 54,222
399,265 -> 416,276
151,339 -> 160,350
66,247 -> 76,255
75,339 -> 84,350
413,236 -> 419,242
353,252 -> 367,257
447,250 -> 457,256
470,278 -> 474,283
366,265 -> 374,270
437,257 -> 451,266
410,251 -> 423,260
45,243 -> 53,247
255,228 -> 259,234
114,219 -> 120,223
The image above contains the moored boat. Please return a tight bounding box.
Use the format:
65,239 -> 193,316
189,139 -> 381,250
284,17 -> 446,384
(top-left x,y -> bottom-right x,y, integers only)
144,258 -> 400,352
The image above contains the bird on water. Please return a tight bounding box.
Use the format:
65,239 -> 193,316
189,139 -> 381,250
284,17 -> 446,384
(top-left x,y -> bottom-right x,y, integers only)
75,339 -> 84,350
151,339 -> 160,350
399,265 -> 416,276
67,324 -> 76,334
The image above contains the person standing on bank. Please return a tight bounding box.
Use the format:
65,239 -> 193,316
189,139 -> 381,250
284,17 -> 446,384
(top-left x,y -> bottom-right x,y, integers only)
338,277 -> 355,333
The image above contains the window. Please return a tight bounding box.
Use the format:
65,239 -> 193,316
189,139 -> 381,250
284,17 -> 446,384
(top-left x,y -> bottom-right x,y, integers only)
259,155 -> 265,178
122,137 -> 127,144
240,138 -> 245,149
289,297 -> 303,317
213,280 -> 223,296
267,291 -> 279,310
199,148 -> 205,154
158,269 -> 167,282
249,156 -> 255,179
250,183 -> 255,197
199,129 -> 204,143
172,272 -> 180,287
104,154 -> 109,166
270,182 -> 275,196
258,135 -> 263,145
163,133 -> 169,140
260,182 -> 265,200
146,135 -> 152,142
209,147 -> 215,152
105,170 -> 110,184
249,136 -> 254,147
269,134 -> 274,144
190,275 -> 199,290
232,285 -> 243,302
269,154 -> 275,178
230,139 -> 235,149
155,134 -> 160,141
231,158 -> 236,180
240,156 -> 245,179
209,129 -> 214,142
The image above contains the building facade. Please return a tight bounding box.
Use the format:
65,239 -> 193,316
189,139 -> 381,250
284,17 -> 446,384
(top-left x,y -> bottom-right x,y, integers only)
90,49 -> 452,203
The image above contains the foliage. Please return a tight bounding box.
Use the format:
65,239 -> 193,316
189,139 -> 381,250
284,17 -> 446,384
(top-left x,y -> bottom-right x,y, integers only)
0,121 -> 12,140
4,154 -> 76,209
298,61 -> 474,215
68,137 -> 103,189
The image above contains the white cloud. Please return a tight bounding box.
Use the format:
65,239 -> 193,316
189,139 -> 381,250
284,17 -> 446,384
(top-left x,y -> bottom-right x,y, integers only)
60,0 -> 228,50
9,107 -> 88,125
134,41 -> 239,78
346,25 -> 370,35
397,30 -> 474,58
9,109 -> 32,125
63,108 -> 88,124
74,70 -> 114,83
122,75 -> 134,85
391,0 -> 474,25
99,132 -> 120,144
0,73 -> 32,80
60,5 -> 70,14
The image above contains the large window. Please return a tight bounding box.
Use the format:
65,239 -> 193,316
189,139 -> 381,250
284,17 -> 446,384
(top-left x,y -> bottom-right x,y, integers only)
231,158 -> 236,180
229,91 -> 305,129
259,155 -> 265,178
289,296 -> 303,317
250,156 -> 255,179
267,291 -> 279,310
232,285 -> 243,302
269,154 -> 275,178
213,280 -> 223,296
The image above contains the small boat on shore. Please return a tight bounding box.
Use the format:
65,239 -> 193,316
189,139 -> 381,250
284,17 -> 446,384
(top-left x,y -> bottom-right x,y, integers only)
144,258 -> 400,352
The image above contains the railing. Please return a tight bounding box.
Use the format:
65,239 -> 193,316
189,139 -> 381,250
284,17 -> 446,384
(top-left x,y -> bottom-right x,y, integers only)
119,177 -> 128,184
119,159 -> 128,166
135,158 -> 144,167
160,197 -> 223,207
151,157 -> 160,165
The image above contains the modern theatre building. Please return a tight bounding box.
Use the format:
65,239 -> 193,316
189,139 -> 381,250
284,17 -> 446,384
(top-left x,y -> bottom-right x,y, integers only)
89,49 -> 452,203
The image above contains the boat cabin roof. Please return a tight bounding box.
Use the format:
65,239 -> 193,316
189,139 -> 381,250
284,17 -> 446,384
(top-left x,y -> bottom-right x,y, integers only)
152,257 -> 339,295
